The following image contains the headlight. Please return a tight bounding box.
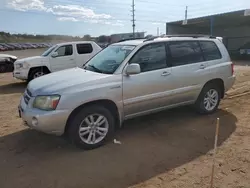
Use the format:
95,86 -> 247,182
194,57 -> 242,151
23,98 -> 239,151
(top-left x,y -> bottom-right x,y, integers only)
15,62 -> 29,69
33,95 -> 60,111
15,63 -> 23,69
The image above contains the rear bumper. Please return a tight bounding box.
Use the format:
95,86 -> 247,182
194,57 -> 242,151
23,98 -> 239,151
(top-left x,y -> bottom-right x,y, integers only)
224,75 -> 236,92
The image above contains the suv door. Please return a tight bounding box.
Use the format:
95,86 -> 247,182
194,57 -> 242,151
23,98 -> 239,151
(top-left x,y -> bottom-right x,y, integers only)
167,40 -> 209,104
122,42 -> 173,119
50,44 -> 76,72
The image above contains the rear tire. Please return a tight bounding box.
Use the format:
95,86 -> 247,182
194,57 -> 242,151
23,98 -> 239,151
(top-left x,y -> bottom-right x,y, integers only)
68,105 -> 115,150
195,84 -> 221,114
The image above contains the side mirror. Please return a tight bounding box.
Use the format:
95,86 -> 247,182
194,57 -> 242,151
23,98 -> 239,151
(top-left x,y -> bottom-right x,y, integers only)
125,63 -> 141,75
51,52 -> 58,58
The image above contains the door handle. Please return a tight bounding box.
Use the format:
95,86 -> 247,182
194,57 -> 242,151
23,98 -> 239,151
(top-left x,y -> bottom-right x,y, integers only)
161,71 -> 171,76
69,58 -> 74,60
200,64 -> 206,69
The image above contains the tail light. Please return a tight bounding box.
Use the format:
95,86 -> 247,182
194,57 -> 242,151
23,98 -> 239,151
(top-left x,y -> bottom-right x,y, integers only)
231,63 -> 234,75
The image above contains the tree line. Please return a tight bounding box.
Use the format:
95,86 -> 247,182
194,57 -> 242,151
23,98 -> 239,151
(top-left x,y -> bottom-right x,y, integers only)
0,31 -> 112,43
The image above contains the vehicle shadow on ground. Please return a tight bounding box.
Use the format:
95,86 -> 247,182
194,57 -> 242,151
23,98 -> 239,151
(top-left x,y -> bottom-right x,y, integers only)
0,81 -> 26,94
0,107 -> 236,188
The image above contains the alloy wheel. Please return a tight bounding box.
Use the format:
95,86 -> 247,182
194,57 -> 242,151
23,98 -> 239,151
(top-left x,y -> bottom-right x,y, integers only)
78,114 -> 109,144
204,89 -> 219,111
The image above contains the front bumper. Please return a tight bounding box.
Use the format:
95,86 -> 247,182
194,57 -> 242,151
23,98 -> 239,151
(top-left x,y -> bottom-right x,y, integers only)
19,95 -> 70,136
13,68 -> 29,80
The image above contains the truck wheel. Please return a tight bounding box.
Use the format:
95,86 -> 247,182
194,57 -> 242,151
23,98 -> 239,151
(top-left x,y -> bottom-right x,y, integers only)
68,105 -> 115,150
195,83 -> 221,114
28,68 -> 47,81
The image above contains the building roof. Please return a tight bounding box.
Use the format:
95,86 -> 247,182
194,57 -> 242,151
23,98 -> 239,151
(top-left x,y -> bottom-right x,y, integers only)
167,9 -> 250,28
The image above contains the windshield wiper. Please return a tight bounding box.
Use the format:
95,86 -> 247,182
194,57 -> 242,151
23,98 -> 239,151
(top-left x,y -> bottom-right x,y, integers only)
86,65 -> 103,73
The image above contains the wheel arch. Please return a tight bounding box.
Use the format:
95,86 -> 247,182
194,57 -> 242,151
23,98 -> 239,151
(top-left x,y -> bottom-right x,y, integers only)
28,66 -> 51,80
203,78 -> 225,98
64,99 -> 121,135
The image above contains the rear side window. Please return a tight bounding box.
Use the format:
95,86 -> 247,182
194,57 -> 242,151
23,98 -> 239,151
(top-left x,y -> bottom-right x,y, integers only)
77,43 -> 93,54
168,41 -> 203,66
199,41 -> 222,61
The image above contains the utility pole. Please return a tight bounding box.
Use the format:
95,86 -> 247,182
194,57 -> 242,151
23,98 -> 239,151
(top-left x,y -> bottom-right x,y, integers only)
132,0 -> 135,38
182,6 -> 188,25
157,27 -> 159,36
184,6 -> 188,25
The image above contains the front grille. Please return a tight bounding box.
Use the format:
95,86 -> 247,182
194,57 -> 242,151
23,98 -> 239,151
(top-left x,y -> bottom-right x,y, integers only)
24,94 -> 30,105
26,89 -> 32,97
23,89 -> 32,105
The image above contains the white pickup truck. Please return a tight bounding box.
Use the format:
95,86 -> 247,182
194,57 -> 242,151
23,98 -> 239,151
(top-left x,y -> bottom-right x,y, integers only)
13,41 -> 102,81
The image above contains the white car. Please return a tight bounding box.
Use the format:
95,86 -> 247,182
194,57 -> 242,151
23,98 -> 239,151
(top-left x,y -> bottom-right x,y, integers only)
13,41 -> 102,81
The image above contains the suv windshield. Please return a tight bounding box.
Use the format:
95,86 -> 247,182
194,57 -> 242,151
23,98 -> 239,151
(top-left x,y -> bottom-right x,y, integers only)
84,45 -> 135,74
41,45 -> 58,57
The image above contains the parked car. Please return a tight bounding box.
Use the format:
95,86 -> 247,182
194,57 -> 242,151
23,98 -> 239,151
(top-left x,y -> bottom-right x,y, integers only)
31,43 -> 39,48
0,54 -> 17,73
0,45 -> 7,51
9,43 -> 23,50
0,43 -> 14,51
18,35 -> 235,149
7,43 -> 20,50
13,41 -> 102,81
239,42 -> 250,59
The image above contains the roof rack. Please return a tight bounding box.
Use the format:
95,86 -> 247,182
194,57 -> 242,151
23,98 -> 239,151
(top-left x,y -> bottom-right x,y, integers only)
143,34 -> 217,42
117,37 -> 146,43
116,34 -> 218,43
162,34 -> 216,38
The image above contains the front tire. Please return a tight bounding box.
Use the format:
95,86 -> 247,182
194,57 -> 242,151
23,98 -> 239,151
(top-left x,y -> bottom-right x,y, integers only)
28,68 -> 47,82
195,84 -> 221,114
68,105 -> 115,150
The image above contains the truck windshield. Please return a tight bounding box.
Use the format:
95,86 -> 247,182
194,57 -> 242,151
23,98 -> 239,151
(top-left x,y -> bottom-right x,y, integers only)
84,45 -> 135,74
41,45 -> 58,57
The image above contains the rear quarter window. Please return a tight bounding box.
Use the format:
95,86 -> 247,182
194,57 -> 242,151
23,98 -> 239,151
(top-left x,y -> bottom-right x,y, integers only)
168,41 -> 203,66
199,41 -> 222,61
77,43 -> 93,54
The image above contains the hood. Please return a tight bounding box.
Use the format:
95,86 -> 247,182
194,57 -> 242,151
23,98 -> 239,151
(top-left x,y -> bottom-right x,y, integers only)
0,54 -> 17,59
28,67 -> 113,96
15,56 -> 46,63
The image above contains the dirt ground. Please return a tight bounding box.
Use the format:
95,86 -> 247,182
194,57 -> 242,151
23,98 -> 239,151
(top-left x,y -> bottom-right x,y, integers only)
0,50 -> 250,188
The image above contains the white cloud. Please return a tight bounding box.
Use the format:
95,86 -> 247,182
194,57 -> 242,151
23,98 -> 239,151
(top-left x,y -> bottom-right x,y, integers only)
52,5 -> 111,20
57,17 -> 79,22
7,0 -> 124,26
152,22 -> 163,25
7,0 -> 47,11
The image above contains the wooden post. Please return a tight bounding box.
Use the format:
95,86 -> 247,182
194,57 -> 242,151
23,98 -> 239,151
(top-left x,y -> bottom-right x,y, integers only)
210,118 -> 220,188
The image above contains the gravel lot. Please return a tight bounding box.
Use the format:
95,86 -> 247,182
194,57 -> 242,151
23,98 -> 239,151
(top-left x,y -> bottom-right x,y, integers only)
0,50 -> 250,188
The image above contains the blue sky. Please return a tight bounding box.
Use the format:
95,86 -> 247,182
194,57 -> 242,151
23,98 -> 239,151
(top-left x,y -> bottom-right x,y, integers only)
0,0 -> 249,36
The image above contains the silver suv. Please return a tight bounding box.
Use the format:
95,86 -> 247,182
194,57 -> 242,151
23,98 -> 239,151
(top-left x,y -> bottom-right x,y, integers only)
18,35 -> 235,149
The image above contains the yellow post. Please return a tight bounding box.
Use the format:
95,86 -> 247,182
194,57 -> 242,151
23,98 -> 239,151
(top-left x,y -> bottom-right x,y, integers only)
210,118 -> 220,188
